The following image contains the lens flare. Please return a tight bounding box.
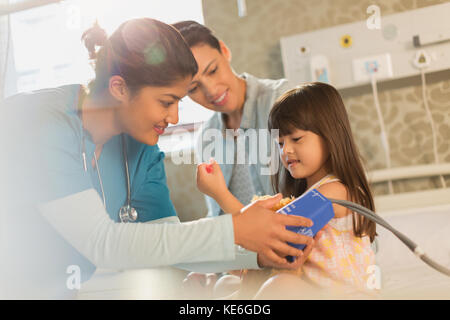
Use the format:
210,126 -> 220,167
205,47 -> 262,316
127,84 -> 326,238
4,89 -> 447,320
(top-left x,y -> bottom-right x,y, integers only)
144,43 -> 166,65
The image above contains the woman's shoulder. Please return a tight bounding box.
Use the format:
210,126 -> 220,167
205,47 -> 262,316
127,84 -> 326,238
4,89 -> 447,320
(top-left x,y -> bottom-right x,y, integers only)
242,72 -> 289,93
2,85 -> 82,127
3,85 -> 81,110
2,85 -> 83,146
244,74 -> 292,117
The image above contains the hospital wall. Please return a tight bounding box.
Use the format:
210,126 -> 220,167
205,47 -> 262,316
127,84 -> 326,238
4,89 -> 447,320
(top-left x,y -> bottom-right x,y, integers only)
201,0 -> 450,196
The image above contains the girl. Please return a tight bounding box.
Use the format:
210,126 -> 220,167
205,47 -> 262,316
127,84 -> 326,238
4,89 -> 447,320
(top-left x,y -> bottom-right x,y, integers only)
197,82 -> 378,298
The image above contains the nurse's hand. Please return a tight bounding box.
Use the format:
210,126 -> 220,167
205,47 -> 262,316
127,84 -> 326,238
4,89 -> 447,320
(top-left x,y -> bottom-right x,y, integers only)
256,230 -> 324,269
232,194 -> 315,269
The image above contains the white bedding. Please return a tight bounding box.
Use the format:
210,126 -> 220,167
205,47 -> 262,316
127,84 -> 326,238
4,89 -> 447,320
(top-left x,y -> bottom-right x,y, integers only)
375,204 -> 450,299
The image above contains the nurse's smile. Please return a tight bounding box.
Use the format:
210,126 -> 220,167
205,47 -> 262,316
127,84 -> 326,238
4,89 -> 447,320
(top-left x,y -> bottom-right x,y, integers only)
154,125 -> 166,135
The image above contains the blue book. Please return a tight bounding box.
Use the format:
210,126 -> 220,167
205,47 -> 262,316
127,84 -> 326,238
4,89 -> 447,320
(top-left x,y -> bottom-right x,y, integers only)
276,189 -> 334,260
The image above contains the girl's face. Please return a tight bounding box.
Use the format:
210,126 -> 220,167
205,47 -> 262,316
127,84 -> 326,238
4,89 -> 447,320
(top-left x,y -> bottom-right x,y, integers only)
187,42 -> 245,114
117,77 -> 191,146
277,128 -> 330,185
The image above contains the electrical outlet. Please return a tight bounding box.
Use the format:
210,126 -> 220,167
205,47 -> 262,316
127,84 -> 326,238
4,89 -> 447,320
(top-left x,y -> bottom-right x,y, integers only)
352,53 -> 393,83
413,50 -> 431,69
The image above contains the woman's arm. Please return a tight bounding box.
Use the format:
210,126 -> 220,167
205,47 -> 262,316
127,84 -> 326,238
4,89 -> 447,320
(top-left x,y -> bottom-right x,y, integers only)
39,189 -> 315,270
39,189 -> 237,269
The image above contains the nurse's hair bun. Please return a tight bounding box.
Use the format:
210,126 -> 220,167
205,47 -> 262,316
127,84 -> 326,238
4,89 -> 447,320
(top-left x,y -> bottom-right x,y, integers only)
82,20 -> 108,59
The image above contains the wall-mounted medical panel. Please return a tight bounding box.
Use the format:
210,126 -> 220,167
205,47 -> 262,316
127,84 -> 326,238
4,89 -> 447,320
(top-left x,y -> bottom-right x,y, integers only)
280,3 -> 450,89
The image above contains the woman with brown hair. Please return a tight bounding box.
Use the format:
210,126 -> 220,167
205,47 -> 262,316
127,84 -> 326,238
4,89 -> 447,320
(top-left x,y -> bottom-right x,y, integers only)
0,18 -> 314,299
172,20 -> 292,218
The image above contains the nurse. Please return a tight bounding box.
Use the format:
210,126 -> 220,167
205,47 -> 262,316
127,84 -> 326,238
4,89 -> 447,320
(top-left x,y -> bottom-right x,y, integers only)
172,21 -> 292,217
0,18 -> 314,299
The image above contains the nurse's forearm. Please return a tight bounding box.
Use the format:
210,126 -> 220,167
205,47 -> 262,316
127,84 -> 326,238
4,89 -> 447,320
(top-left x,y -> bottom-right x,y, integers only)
38,189 -> 237,269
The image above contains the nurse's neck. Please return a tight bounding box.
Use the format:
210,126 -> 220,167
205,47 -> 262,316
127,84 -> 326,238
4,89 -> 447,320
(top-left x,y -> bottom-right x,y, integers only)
80,93 -> 122,147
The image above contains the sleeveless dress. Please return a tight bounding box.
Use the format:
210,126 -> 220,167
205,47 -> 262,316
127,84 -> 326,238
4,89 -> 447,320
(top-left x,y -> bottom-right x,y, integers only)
297,175 -> 378,296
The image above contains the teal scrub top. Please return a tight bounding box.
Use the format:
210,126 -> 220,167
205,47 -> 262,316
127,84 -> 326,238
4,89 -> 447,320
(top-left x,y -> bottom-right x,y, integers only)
0,85 -> 177,298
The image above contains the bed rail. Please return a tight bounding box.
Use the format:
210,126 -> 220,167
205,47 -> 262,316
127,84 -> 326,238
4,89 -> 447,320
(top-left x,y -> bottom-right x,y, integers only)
367,163 -> 450,213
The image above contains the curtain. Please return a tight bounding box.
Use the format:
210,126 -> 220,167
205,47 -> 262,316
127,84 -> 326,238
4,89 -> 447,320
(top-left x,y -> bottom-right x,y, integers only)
0,1 -> 9,299
0,0 -> 10,100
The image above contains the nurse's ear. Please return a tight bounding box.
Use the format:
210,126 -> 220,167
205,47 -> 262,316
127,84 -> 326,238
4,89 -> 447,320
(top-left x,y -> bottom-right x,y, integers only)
108,75 -> 130,105
218,40 -> 232,62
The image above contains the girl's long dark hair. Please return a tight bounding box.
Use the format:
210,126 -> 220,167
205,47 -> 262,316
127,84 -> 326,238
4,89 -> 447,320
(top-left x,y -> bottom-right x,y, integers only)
268,82 -> 377,242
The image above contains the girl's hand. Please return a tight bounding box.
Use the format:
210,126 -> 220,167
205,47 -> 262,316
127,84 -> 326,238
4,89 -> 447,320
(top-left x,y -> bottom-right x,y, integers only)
196,159 -> 227,200
197,159 -> 245,214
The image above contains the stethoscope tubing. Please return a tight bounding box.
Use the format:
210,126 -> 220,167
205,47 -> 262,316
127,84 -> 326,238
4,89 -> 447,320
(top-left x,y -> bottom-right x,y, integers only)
81,133 -> 136,222
121,134 -> 132,208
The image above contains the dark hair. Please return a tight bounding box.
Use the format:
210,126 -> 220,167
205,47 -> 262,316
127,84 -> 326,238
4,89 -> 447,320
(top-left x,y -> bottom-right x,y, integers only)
172,20 -> 221,52
81,18 -> 198,98
268,82 -> 377,242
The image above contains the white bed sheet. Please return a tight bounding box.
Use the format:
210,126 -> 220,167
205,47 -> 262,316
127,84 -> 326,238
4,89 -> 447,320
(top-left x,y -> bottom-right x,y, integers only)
375,204 -> 450,299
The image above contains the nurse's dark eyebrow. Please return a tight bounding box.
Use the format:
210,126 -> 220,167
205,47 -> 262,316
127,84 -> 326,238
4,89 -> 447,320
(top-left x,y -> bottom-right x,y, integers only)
202,59 -> 216,75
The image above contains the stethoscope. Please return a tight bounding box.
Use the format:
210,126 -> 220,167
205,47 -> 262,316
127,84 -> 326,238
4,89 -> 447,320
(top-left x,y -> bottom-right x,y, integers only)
82,133 -> 138,223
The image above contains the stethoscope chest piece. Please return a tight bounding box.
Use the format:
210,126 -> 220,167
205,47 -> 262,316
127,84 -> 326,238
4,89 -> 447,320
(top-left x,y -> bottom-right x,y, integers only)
119,205 -> 138,223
